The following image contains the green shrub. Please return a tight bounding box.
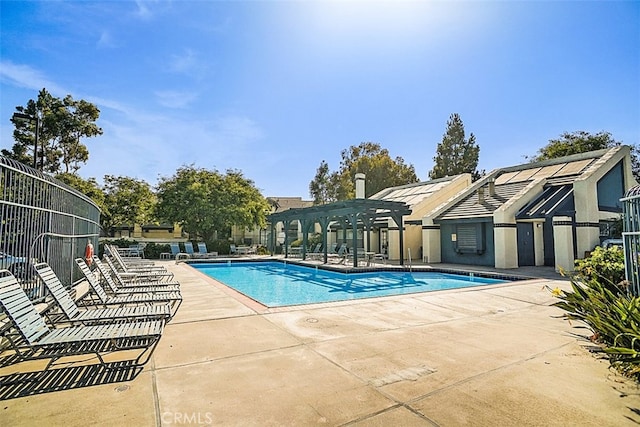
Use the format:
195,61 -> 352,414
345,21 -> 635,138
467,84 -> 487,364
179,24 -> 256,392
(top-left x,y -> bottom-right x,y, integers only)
574,246 -> 626,294
554,277 -> 640,380
290,234 -> 323,249
207,240 -> 232,255
144,242 -> 170,259
554,247 -> 639,380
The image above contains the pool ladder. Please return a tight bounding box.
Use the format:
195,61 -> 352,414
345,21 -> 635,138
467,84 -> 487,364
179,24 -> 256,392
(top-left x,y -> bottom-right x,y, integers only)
407,248 -> 412,272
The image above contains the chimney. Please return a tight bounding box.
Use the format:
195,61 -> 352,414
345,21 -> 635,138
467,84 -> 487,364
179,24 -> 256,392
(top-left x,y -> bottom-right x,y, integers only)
477,186 -> 485,204
488,178 -> 495,197
355,173 -> 366,199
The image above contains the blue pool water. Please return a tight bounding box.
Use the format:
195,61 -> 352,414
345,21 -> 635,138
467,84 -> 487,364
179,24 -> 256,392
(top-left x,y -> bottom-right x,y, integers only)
192,262 -> 508,307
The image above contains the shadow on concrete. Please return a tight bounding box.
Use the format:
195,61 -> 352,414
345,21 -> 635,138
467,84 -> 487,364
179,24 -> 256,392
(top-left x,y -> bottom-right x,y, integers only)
0,361 -> 142,400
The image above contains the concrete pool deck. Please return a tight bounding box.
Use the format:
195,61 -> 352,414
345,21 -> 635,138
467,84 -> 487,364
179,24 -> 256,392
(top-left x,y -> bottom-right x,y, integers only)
2,258 -> 640,426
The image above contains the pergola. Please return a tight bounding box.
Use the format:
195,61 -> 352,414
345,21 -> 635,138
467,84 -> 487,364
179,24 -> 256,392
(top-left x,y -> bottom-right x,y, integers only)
267,199 -> 412,267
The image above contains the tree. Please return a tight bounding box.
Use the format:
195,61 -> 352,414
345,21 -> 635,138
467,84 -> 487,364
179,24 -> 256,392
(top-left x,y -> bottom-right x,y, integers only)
309,160 -> 338,205
56,172 -> 107,216
156,165 -> 270,242
309,142 -> 418,202
102,175 -> 157,236
429,113 -> 481,181
529,131 -> 640,182
3,88 -> 102,173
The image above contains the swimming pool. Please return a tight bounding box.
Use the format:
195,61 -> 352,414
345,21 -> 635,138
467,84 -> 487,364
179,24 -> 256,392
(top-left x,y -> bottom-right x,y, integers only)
192,262 -> 509,307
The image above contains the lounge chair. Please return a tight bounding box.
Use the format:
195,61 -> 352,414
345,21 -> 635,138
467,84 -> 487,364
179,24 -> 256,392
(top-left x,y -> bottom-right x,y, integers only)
107,250 -> 173,277
34,262 -> 171,324
197,242 -> 218,258
183,242 -> 196,257
229,244 -> 238,256
74,259 -> 182,317
170,242 -> 190,260
306,243 -> 322,260
103,255 -> 175,284
0,269 -> 164,368
328,244 -> 348,264
106,244 -> 155,267
92,257 -> 181,293
184,242 -> 216,259
127,243 -> 145,258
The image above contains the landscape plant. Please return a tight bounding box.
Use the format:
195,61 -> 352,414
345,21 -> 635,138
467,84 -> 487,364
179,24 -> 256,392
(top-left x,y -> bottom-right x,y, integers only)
553,246 -> 640,380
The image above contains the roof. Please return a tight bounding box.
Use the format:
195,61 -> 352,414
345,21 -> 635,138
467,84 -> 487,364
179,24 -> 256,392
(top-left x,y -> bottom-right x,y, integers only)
267,198 -> 412,223
435,148 -> 617,221
267,197 -> 313,212
369,176 -> 457,208
438,181 -> 529,220
515,184 -> 575,220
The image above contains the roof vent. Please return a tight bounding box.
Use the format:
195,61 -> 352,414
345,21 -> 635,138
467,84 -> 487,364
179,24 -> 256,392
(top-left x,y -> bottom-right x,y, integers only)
488,178 -> 495,197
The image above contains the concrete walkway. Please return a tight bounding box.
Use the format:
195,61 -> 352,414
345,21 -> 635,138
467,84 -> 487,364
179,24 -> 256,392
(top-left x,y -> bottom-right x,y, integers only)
2,260 -> 639,426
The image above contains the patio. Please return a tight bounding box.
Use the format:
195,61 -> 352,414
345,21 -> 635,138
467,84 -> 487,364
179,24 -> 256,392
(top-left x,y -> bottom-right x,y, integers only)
2,259 -> 639,426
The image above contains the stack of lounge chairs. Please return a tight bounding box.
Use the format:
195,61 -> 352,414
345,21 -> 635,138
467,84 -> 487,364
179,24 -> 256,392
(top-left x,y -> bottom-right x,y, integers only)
0,250 -> 182,373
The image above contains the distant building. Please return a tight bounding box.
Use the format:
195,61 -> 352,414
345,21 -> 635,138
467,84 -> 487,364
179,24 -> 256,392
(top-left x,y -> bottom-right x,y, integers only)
232,196 -> 313,246
109,223 -> 185,242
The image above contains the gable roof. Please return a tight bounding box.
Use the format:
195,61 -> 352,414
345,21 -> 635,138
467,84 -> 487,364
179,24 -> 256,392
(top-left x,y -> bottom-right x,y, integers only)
435,147 -> 620,221
369,176 -> 458,208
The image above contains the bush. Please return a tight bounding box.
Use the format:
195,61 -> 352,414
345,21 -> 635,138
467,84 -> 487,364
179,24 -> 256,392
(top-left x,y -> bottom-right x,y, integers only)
144,242 -> 170,259
554,247 -> 640,380
290,233 -> 323,249
207,240 -> 233,255
554,278 -> 640,379
574,246 -> 626,294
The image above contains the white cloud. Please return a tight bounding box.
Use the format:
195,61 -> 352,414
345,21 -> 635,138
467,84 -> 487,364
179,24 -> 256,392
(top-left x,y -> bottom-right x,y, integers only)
80,109 -> 266,186
97,30 -> 115,48
134,0 -> 152,20
167,49 -> 207,79
154,90 -> 198,109
0,61 -> 67,95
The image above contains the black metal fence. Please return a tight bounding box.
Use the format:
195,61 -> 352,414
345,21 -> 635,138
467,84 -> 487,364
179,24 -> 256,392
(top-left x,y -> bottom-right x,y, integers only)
0,156 -> 100,301
622,184 -> 640,295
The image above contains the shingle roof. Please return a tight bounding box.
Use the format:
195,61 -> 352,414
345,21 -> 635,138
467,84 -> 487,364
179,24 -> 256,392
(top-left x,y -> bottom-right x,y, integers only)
437,181 -> 529,220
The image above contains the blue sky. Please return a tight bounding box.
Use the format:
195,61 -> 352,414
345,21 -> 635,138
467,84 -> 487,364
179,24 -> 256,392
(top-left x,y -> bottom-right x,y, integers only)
1,1 -> 639,198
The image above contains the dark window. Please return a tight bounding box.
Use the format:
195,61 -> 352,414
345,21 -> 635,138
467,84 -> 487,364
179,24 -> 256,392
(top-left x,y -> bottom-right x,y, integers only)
455,223 -> 486,254
457,225 -> 477,251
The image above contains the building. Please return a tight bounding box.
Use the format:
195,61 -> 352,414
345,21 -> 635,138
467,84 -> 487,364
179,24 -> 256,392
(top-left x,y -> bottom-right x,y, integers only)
368,174 -> 472,261
232,196 -> 314,246
422,146 -> 637,271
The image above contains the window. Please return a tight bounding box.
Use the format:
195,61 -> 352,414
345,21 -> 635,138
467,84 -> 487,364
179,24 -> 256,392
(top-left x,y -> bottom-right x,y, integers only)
454,223 -> 485,254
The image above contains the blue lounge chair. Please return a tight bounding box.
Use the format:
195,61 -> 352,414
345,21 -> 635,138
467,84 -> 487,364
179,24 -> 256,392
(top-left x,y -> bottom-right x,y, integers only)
197,242 -> 218,258
170,242 -> 190,260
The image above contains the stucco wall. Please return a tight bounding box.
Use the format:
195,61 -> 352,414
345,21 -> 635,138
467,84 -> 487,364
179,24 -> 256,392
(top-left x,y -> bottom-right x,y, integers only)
440,221 -> 495,266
